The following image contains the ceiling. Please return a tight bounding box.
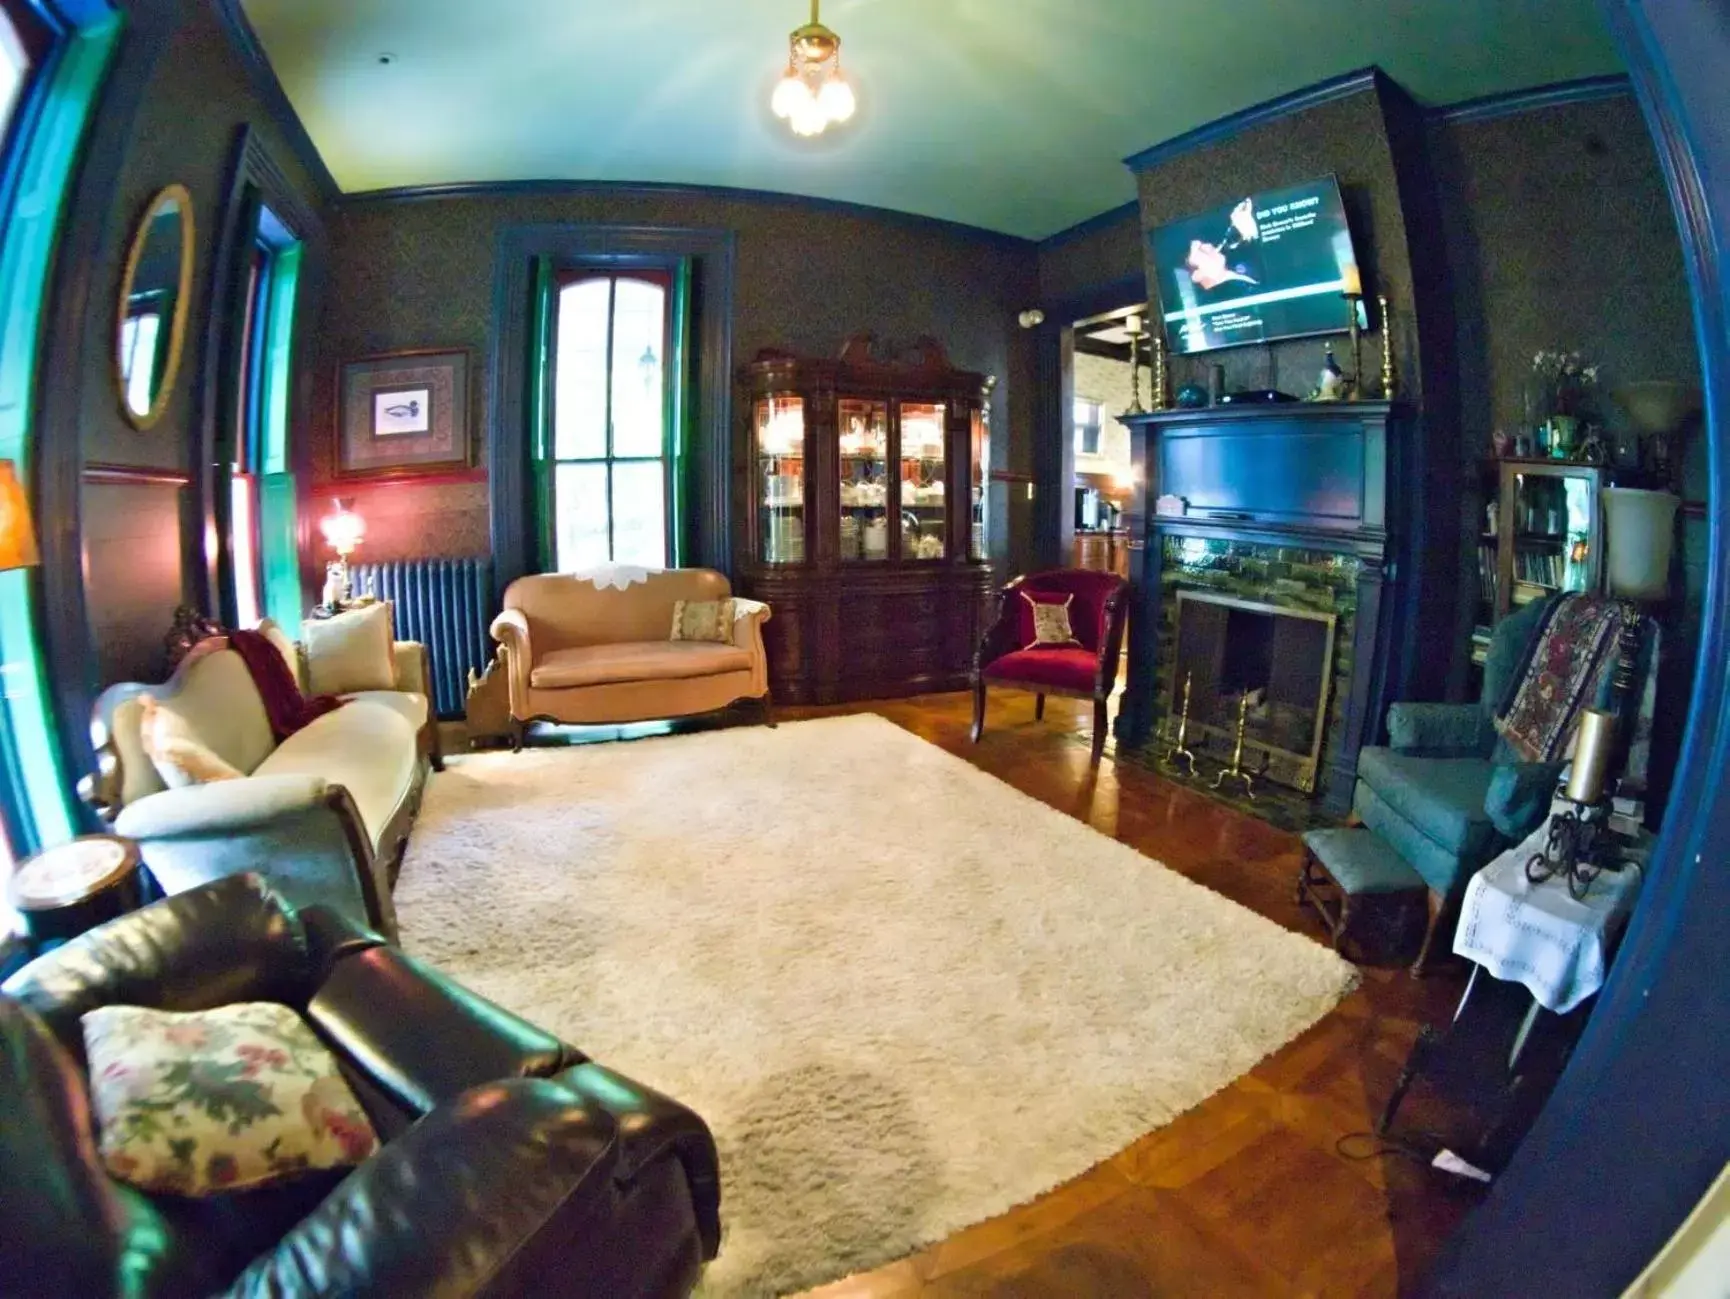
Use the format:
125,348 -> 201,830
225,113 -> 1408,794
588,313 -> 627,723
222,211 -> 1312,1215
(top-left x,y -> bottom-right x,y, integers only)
240,0 -> 1624,240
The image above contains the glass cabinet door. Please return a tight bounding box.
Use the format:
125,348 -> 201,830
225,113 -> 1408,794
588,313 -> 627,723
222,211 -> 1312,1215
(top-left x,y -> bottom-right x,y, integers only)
1510,470 -> 1594,607
839,399 -> 889,561
970,406 -> 988,561
900,402 -> 946,560
756,396 -> 805,564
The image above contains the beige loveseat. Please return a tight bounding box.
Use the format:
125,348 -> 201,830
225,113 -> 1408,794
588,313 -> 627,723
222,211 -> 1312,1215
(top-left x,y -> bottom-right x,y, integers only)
489,568 -> 771,745
83,626 -> 433,940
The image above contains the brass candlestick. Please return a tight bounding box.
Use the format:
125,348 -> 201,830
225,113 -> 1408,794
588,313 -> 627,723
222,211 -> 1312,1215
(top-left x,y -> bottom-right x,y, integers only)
1151,331 -> 1169,411
1210,692 -> 1257,799
1125,317 -> 1148,416
1378,293 -> 1395,399
1163,672 -> 1197,777
1346,295 -> 1363,397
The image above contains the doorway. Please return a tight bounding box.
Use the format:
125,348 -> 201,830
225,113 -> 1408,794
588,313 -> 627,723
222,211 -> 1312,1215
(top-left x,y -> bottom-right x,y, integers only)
1064,304 -> 1147,578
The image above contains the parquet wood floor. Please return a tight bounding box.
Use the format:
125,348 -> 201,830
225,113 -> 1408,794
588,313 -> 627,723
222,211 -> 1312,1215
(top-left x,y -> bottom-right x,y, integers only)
773,692 -> 1487,1299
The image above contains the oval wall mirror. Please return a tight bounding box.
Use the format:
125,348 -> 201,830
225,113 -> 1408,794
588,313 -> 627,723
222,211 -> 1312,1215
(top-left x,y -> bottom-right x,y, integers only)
115,183 -> 196,429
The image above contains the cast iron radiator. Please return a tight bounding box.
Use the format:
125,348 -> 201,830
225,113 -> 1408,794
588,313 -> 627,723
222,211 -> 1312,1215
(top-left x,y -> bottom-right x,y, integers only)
349,558 -> 493,719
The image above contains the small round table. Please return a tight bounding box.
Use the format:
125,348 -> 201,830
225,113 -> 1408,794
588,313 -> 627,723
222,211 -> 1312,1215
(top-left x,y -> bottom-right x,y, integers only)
9,835 -> 143,946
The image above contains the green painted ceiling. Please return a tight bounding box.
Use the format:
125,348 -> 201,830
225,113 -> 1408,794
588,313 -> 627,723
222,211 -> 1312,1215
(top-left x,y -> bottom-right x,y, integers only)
240,0 -> 1624,239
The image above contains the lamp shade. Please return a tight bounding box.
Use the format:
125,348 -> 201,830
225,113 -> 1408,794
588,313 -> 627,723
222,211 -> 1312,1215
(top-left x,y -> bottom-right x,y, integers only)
319,501 -> 365,557
1602,487 -> 1679,601
0,459 -> 41,571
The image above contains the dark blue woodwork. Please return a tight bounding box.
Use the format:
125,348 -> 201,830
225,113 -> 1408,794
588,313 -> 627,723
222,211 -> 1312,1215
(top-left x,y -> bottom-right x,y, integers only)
1434,73 -> 1633,126
1430,1 -> 1730,1292
1117,402 -> 1409,811
486,223 -> 736,591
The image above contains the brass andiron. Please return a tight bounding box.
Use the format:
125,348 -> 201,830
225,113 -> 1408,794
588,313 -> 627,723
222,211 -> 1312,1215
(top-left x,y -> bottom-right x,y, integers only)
1163,671 -> 1197,777
1211,691 -> 1258,799
1378,293 -> 1395,399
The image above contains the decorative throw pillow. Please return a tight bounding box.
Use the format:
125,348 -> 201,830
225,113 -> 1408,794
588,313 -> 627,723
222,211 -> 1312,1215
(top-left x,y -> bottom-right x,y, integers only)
302,602 -> 396,695
1023,592 -> 1082,649
139,694 -> 244,789
82,1003 -> 379,1198
670,598 -> 735,645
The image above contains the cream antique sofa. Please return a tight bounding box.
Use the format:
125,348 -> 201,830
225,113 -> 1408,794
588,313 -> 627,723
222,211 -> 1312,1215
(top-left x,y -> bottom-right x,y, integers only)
488,568 -> 771,746
83,622 -> 434,940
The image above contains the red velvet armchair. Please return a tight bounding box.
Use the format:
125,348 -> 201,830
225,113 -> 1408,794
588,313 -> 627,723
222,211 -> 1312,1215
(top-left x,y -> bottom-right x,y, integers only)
971,569 -> 1130,763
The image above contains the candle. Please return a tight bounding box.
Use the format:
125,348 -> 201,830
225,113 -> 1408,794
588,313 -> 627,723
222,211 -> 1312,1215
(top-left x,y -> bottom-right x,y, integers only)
1566,709 -> 1619,804
1341,265 -> 1363,297
1125,313 -> 1143,336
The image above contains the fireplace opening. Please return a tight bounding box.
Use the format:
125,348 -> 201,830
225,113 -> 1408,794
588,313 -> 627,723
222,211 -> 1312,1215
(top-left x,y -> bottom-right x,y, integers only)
1171,590 -> 1338,794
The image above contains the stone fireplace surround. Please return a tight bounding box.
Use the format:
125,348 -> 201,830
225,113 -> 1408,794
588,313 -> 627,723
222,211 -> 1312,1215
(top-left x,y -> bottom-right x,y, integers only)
1116,400 -> 1450,816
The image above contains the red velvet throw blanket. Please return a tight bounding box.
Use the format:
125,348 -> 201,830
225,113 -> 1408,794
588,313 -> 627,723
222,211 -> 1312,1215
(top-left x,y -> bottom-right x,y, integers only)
228,628 -> 345,742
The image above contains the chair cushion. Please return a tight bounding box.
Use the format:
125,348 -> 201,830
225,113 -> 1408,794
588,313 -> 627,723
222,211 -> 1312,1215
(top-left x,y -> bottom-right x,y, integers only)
303,604 -> 396,696
82,1002 -> 378,1197
139,695 -> 244,788
669,598 -> 735,645
982,647 -> 1098,694
530,641 -> 752,690
1022,592 -> 1081,649
252,701 -> 418,848
1009,570 -> 1121,654
1355,746 -> 1501,860
1302,828 -> 1425,895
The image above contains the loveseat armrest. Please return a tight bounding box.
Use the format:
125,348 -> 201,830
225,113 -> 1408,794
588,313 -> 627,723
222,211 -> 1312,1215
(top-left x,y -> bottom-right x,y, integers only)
1386,702 -> 1496,757
1486,761 -> 1566,840
392,640 -> 430,697
114,777 -> 392,942
221,1080 -> 623,1299
731,598 -> 772,698
306,944 -> 576,1118
1,874 -> 309,1062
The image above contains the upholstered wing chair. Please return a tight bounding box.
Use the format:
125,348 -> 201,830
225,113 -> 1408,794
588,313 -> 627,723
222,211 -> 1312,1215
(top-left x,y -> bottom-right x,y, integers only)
971,569 -> 1130,763
0,874 -> 721,1298
1354,593 -> 1655,973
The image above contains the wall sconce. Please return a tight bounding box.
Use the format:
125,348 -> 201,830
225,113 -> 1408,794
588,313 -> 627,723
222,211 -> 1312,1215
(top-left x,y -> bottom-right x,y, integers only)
0,459 -> 41,572
318,499 -> 365,606
1018,309 -> 1045,329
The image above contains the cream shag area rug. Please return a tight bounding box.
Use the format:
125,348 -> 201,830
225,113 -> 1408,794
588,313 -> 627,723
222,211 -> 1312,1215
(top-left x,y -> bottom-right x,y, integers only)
395,714 -> 1356,1297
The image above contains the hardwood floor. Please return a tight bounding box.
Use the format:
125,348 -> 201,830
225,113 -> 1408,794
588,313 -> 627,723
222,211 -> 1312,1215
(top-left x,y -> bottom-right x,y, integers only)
770,691 -> 1487,1299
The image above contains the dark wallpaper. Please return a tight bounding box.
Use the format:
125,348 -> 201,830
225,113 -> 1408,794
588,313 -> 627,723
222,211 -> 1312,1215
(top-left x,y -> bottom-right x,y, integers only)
312,192 -> 1040,565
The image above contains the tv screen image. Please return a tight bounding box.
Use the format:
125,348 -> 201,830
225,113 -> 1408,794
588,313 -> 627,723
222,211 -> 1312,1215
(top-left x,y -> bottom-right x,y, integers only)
1150,176 -> 1361,355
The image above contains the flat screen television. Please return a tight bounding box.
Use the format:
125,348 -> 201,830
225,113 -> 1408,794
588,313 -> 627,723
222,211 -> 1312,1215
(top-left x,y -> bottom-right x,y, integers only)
1149,175 -> 1361,355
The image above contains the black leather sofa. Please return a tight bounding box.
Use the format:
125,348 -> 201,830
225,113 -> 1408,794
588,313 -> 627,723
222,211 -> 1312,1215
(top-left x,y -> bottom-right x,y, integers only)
0,874 -> 721,1297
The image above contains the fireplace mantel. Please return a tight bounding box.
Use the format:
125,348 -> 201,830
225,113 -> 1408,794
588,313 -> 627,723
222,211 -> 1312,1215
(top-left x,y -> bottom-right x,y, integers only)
1116,400 -> 1449,814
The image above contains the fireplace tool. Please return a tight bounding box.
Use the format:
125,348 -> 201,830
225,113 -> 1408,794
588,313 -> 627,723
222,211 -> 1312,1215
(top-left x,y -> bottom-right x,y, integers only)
1210,691 -> 1259,799
1163,671 -> 1198,778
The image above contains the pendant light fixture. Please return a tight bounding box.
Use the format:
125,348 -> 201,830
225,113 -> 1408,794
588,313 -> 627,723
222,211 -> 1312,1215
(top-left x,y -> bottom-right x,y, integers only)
770,0 -> 856,137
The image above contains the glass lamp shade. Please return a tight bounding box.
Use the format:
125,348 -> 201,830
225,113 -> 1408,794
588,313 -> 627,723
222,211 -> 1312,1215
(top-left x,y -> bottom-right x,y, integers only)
817,76 -> 855,122
771,72 -> 808,120
0,459 -> 41,571
319,502 -> 366,558
1602,487 -> 1679,601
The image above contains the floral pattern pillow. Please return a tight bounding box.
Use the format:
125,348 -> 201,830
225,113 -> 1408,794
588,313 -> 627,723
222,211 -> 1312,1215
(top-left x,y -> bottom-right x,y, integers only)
1022,592 -> 1081,649
670,598 -> 735,645
82,1002 -> 379,1198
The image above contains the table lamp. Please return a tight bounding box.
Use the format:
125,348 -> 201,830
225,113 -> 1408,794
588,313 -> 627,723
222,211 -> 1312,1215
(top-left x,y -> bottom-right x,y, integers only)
318,499 -> 365,606
0,459 -> 41,571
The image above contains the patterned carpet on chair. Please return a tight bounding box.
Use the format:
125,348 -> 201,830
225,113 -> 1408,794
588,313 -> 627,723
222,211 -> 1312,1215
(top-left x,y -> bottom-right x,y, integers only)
394,714 -> 1358,1297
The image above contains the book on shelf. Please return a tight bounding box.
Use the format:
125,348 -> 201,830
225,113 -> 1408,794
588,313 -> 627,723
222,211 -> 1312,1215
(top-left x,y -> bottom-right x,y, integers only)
1477,543 -> 1499,606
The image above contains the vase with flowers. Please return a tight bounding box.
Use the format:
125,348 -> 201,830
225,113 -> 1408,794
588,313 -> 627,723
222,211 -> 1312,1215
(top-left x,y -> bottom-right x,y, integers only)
1531,349 -> 1601,459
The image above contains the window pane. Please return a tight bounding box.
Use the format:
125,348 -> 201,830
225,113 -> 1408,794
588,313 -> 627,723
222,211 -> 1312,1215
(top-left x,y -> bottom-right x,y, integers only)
0,12 -> 29,144
612,460 -> 667,569
554,280 -> 609,459
554,462 -> 611,571
122,313 -> 161,416
901,403 -> 945,560
611,279 -> 665,459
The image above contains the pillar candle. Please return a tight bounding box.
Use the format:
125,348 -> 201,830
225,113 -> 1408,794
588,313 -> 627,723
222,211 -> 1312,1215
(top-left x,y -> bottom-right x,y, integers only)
1566,709 -> 1619,804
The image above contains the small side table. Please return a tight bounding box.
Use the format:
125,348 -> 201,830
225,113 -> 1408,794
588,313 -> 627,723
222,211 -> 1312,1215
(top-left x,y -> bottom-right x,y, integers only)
9,835 -> 143,948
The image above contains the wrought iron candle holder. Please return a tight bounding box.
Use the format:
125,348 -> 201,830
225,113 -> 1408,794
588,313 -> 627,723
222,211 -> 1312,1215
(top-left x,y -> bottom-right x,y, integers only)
1525,797 -> 1624,901
1210,691 -> 1258,799
1163,671 -> 1197,777
1151,331 -> 1169,411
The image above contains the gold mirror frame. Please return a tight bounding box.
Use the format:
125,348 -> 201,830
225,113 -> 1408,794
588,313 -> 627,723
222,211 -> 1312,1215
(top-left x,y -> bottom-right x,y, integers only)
115,183 -> 196,431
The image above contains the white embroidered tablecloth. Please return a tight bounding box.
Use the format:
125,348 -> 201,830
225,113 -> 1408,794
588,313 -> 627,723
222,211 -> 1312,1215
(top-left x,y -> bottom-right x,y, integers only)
1453,810 -> 1645,1013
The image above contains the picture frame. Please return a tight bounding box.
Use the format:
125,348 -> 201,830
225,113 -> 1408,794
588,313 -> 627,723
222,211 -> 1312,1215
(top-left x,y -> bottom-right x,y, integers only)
337,349 -> 471,478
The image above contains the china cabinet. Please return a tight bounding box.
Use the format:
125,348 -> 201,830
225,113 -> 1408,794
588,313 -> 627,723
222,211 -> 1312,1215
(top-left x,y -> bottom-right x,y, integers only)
738,335 -> 994,704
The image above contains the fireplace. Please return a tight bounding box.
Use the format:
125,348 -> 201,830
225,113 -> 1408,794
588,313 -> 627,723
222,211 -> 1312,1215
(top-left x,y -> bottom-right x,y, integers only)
1170,590 -> 1338,794
1116,401 -> 1452,816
